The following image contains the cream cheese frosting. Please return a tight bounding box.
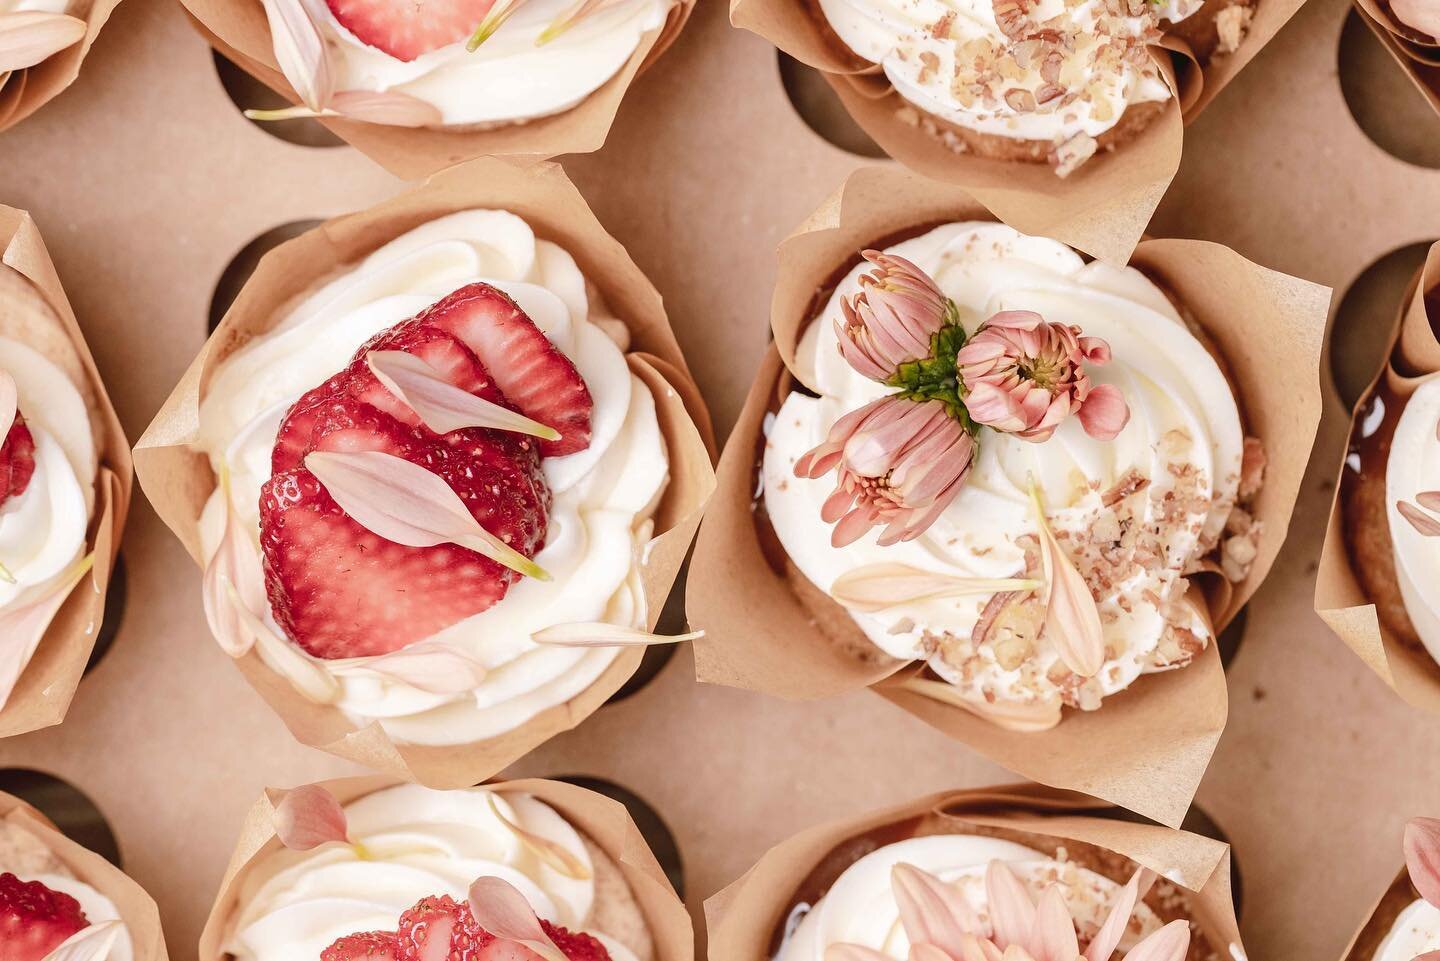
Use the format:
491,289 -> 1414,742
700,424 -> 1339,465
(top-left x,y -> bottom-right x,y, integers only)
28,872 -> 135,961
1371,897 -> 1440,961
0,335 -> 95,629
816,0 -> 1189,145
225,785 -> 642,961
195,209 -> 669,747
306,0 -> 672,128
776,834 -> 1163,961
763,222 -> 1243,718
1385,375 -> 1440,667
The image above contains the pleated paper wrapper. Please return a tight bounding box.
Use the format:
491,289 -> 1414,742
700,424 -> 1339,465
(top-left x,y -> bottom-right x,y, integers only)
0,0 -> 123,131
1351,0 -> 1440,120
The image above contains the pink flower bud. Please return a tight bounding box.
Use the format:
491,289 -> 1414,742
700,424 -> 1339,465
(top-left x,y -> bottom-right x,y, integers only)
835,251 -> 952,381
954,310 -> 1130,443
794,396 -> 975,547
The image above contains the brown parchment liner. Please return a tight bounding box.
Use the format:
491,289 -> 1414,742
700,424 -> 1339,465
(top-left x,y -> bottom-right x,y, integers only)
688,164 -> 1329,827
730,0 -> 1307,265
704,783 -> 1245,961
1339,864 -> 1421,961
0,206 -> 132,739
132,156 -> 717,788
1315,241 -> 1440,713
198,775 -> 694,961
1350,0 -> 1440,122
177,0 -> 694,181
0,0 -> 123,132
0,790 -> 168,960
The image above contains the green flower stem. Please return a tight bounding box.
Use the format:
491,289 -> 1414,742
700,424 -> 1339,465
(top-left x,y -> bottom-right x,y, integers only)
884,305 -> 979,433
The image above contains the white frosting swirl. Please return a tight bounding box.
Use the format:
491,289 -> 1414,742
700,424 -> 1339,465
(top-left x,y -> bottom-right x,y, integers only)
1386,375 -> 1440,667
0,336 -> 95,621
1372,898 -> 1440,961
309,0 -> 672,127
776,834 -> 1163,961
817,0 -> 1190,143
225,785 -> 641,961
21,872 -> 134,961
763,222 -> 1242,714
195,209 -> 669,747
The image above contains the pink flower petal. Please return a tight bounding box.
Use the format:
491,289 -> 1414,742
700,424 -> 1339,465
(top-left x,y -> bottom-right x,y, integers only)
984,861 -> 1036,951
273,784 -> 350,851
331,89 -> 443,127
468,877 -> 567,961
891,863 -> 982,953
1407,817 -> 1440,907
41,920 -> 125,961
360,641 -> 489,694
1083,868 -> 1145,961
1398,501 -> 1440,538
201,472 -> 268,658
826,944 -> 893,961
531,622 -> 703,647
0,11 -> 85,72
1076,384 -> 1130,441
1116,920 -> 1189,961
980,310 -> 1044,331
367,351 -> 560,440
0,554 -> 93,712
0,370 -> 16,447
1030,486 -> 1105,677
1031,885 -> 1079,961
485,793 -> 592,880
258,0 -> 332,111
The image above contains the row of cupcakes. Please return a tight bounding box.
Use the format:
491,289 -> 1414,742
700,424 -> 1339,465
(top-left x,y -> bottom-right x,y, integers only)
9,770 -> 1440,961
0,156 -> 1349,829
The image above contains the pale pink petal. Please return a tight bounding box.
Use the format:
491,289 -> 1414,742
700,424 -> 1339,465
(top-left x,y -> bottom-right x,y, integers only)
367,350 -> 559,440
965,382 -> 1029,433
305,449 -> 548,580
331,89 -> 443,127
468,876 -> 567,961
980,310 -> 1045,331
0,11 -> 84,72
907,944 -> 954,961
0,554 -> 93,712
1083,868 -> 1143,961
1407,817 -> 1440,907
486,793 -> 592,880
1398,501 -> 1440,538
41,920 -> 124,961
827,944 -> 894,961
201,475 -> 267,658
1031,486 -> 1104,677
273,784 -> 350,850
0,370 -> 16,446
1031,886 -> 1079,961
360,641 -> 489,694
1076,384 -> 1130,441
531,622 -> 703,647
1116,920 -> 1189,961
258,0 -> 332,111
892,863 -> 983,952
984,861 -> 1036,951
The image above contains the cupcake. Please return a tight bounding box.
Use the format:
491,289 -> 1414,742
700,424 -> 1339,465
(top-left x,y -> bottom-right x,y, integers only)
200,778 -> 691,961
0,206 -> 130,737
706,785 -> 1244,961
0,790 -> 166,960
134,158 -> 714,785
180,0 -> 692,176
1342,817 -> 1440,960
1318,242 -> 1440,710
0,0 -> 117,130
691,165 -> 1326,824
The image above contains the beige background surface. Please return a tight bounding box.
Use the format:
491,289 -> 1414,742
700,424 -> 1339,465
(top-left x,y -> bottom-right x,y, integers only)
0,0 -> 1435,958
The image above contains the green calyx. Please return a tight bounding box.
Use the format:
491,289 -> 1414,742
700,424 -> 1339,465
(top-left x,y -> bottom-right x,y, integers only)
884,303 -> 979,434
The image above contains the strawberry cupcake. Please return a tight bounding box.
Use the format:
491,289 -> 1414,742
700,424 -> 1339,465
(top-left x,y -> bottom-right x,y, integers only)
137,160 -> 713,783
201,779 -> 691,961
707,786 -> 1245,961
0,790 -> 166,960
1343,818 -> 1440,960
0,208 -> 130,735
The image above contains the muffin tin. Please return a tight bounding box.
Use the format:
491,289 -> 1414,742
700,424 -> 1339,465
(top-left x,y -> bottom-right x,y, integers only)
0,0 -> 1436,956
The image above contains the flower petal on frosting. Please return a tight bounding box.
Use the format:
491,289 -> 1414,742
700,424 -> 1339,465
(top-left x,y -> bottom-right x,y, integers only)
1406,817 -> 1440,908
827,945 -> 893,961
41,919 -> 124,961
1030,484 -> 1104,678
202,470 -> 267,658
1032,885 -> 1079,961
899,676 -> 1062,732
360,641 -> 489,694
531,622 -> 703,647
486,793 -> 592,880
1398,501 -> 1440,537
258,0 -> 332,112
468,876 -> 568,961
0,12 -> 85,73
984,861 -> 1036,952
305,449 -> 549,581
367,350 -> 561,440
831,563 -> 1041,613
0,369 -> 16,446
331,89 -> 444,126
1417,491 -> 1440,513
273,784 -> 350,851
1083,867 -> 1146,961
891,863 -> 981,953
0,553 -> 92,712
225,578 -> 342,704
1117,920 -> 1189,961
1076,383 -> 1129,441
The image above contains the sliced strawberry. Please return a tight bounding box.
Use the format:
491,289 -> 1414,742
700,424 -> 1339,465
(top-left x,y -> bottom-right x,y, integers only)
397,895 -> 489,961
325,0 -> 494,61
0,872 -> 89,961
324,932 -> 404,961
350,320 -> 510,427
539,922 -> 611,961
0,417 -> 36,510
421,284 -> 593,458
259,397 -> 549,659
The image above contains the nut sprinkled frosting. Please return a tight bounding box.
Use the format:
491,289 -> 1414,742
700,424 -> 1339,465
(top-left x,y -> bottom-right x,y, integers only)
763,223 -> 1264,730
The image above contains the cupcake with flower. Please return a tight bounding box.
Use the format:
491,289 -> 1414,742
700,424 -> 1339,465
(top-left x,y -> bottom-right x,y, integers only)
199,777 -> 691,961
0,205 -> 131,738
691,166 -> 1325,825
705,785 -> 1244,961
0,789 -> 167,961
135,158 -> 714,786
1342,817 -> 1440,960
179,0 -> 691,176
